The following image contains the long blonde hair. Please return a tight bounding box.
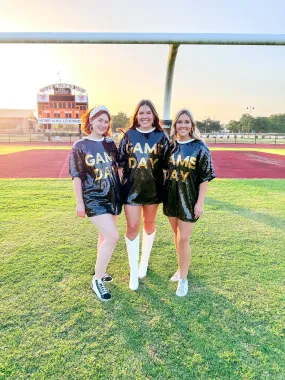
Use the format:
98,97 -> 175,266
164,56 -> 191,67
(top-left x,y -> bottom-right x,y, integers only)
170,108 -> 202,144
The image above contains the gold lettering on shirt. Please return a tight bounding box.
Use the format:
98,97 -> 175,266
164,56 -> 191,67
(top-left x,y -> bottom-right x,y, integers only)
104,167 -> 111,178
189,156 -> 196,169
149,158 -> 159,169
133,143 -> 143,153
94,168 -> 102,180
176,155 -> 190,167
104,152 -> 112,162
85,154 -> 95,166
170,170 -> 178,181
137,157 -> 147,168
126,143 -> 133,154
128,157 -> 137,168
96,153 -> 105,164
181,171 -> 189,182
144,143 -> 157,154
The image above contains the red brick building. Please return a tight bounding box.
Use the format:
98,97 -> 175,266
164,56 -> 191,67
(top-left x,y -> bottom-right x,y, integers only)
37,83 -> 88,130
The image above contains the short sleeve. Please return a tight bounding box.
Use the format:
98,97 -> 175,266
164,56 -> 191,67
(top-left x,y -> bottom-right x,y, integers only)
197,146 -> 215,184
161,135 -> 171,170
69,145 -> 84,179
117,133 -> 128,168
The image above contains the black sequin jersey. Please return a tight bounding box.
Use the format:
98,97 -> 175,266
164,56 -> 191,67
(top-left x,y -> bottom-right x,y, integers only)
163,139 -> 215,222
118,128 -> 169,205
69,137 -> 122,217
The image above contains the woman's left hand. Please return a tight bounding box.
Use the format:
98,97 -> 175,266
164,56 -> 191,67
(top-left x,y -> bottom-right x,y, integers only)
194,203 -> 204,219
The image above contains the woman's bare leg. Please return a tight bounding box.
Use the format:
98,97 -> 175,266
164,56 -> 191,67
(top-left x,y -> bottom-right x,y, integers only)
176,220 -> 195,279
89,214 -> 119,279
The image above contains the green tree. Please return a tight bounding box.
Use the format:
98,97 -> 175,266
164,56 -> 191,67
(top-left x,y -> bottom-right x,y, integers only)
268,114 -> 285,133
112,112 -> 130,133
197,118 -> 223,133
227,120 -> 241,133
239,114 -> 254,133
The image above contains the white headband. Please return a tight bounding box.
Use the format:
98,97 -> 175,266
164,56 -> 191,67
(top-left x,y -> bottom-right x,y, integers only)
89,105 -> 111,120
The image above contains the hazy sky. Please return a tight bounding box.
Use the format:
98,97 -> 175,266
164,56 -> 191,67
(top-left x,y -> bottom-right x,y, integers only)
0,0 -> 284,124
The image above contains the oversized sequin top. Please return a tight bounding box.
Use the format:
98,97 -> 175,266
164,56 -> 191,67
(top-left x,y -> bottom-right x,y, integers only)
163,139 -> 215,222
69,137 -> 122,217
117,128 -> 170,205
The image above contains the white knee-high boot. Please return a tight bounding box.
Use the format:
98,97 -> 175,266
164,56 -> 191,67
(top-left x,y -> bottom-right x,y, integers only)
138,229 -> 156,279
125,234 -> 139,290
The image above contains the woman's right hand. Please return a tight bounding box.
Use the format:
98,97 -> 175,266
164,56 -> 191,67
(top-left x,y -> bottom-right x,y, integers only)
76,202 -> 86,218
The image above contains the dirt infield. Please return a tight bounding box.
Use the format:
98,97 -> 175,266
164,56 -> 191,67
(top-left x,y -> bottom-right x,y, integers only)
0,143 -> 285,179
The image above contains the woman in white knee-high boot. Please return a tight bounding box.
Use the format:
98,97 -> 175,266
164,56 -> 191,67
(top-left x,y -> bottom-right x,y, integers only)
163,108 -> 215,297
69,105 -> 121,302
118,100 -> 169,290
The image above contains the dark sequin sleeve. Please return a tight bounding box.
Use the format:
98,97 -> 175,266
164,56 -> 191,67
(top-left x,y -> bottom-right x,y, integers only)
160,134 -> 170,170
197,146 -> 215,184
69,144 -> 84,180
117,133 -> 128,168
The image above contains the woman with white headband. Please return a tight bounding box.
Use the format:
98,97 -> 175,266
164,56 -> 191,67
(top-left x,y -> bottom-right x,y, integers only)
69,105 -> 121,302
117,100 -> 169,291
163,108 -> 215,297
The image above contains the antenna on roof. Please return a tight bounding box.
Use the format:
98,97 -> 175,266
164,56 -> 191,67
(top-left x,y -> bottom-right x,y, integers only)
57,71 -> 61,83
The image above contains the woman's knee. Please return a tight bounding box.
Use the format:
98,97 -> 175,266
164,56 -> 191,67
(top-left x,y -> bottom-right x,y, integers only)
127,221 -> 140,235
105,231 -> 119,246
143,219 -> 156,233
178,234 -> 190,244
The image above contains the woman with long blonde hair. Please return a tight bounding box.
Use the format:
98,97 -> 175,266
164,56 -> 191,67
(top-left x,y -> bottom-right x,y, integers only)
163,108 -> 215,297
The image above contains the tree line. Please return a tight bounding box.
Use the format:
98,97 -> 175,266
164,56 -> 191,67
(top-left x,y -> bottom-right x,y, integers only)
227,114 -> 285,133
111,112 -> 285,134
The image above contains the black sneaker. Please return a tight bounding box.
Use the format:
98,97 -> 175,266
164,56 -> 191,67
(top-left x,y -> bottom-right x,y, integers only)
91,276 -> 111,301
102,272 -> 113,282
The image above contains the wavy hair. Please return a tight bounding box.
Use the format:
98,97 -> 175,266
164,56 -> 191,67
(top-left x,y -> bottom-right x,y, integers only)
81,108 -> 112,136
170,108 -> 202,144
129,99 -> 164,131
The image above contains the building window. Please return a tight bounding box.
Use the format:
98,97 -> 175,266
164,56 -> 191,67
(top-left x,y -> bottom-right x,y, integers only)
46,113 -> 50,118
54,112 -> 60,118
65,112 -> 72,118
63,102 -> 66,109
72,103 -> 75,109
76,113 -> 79,118
50,103 -> 53,108
68,102 -> 71,109
59,103 -> 62,108
54,102 -> 57,108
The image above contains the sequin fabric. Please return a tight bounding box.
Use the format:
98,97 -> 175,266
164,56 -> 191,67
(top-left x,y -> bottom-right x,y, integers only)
117,129 -> 169,205
69,138 -> 121,217
163,140 -> 215,222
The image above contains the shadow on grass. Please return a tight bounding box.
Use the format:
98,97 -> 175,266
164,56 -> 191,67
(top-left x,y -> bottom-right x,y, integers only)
108,270 -> 285,379
207,196 -> 285,230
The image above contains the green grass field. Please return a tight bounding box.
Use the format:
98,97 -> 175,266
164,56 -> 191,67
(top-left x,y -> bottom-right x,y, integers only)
1,179 -> 285,379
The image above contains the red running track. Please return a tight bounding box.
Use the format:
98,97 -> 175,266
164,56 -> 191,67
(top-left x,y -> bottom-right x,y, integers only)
0,147 -> 285,178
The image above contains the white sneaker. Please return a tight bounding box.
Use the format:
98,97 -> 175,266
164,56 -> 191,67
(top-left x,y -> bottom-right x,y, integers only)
91,276 -> 111,301
176,279 -> 188,297
170,270 -> 179,282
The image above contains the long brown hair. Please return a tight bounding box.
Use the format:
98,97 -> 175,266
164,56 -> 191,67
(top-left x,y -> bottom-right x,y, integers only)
129,99 -> 164,131
170,108 -> 202,144
81,108 -> 112,136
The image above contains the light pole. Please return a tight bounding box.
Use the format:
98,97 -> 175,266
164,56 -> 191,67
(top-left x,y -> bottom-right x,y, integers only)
246,105 -> 254,134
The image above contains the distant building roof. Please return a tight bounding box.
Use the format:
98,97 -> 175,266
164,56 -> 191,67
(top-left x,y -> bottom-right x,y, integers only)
0,109 -> 35,118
